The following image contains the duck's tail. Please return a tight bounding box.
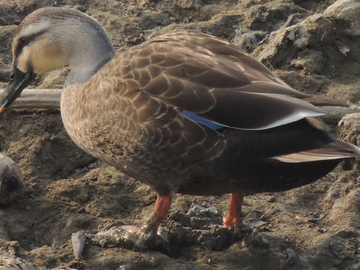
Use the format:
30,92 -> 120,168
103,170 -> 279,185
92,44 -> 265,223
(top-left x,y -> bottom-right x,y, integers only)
272,139 -> 360,163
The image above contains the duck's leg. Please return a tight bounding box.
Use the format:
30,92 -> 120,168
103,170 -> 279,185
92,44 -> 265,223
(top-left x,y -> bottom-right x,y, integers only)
224,191 -> 245,228
141,195 -> 171,236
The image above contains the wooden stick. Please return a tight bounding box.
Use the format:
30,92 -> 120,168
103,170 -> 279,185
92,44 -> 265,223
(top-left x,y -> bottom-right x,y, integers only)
320,105 -> 360,125
1,89 -> 360,125
0,89 -> 61,110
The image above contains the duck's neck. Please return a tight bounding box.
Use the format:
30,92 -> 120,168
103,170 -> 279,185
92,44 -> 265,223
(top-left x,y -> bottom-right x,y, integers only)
62,23 -> 116,88
64,53 -> 115,88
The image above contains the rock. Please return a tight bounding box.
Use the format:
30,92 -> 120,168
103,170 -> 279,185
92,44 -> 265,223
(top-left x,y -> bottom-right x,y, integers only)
233,28 -> 268,52
87,226 -> 170,252
324,0 -> 360,36
71,231 -> 86,259
0,153 -> 23,205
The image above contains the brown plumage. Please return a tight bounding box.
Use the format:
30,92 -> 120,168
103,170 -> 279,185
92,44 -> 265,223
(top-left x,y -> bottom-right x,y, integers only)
0,7 -> 359,237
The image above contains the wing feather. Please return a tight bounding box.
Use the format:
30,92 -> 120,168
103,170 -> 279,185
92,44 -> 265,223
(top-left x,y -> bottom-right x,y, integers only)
119,30 -> 347,131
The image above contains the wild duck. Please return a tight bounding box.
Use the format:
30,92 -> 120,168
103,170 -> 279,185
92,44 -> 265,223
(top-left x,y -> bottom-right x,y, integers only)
1,7 -> 359,237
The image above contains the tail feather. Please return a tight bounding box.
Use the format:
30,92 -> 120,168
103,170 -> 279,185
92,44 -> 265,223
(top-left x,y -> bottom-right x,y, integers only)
272,140 -> 360,163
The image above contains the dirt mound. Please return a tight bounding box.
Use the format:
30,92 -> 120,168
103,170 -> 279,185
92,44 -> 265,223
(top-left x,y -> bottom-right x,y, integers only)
1,0 -> 360,269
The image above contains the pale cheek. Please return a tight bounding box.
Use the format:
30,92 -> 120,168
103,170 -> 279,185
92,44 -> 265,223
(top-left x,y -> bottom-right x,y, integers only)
32,51 -> 67,74
17,48 -> 32,73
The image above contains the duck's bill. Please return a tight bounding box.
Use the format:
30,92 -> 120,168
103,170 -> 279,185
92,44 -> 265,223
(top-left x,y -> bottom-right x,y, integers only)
0,68 -> 35,114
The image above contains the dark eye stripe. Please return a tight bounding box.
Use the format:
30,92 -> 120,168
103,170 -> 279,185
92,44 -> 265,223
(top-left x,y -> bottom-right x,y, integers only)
14,28 -> 47,59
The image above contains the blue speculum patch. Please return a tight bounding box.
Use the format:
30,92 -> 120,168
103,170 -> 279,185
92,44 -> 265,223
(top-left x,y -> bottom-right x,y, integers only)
181,111 -> 224,130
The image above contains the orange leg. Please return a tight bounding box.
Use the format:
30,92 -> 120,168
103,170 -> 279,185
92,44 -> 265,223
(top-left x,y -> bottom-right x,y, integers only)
224,191 -> 245,228
142,195 -> 171,235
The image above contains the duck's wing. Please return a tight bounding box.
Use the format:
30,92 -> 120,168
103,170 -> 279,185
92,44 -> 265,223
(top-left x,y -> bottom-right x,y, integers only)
121,31 -> 346,130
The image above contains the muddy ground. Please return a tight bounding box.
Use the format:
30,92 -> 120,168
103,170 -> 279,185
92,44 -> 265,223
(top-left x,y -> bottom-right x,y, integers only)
1,0 -> 360,269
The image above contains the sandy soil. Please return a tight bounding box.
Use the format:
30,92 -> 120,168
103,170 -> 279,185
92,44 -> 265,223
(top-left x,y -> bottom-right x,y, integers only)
1,0 -> 360,269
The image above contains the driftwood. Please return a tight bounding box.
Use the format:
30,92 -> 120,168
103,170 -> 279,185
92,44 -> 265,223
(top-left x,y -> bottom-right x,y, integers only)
0,89 -> 61,110
320,105 -> 360,125
1,89 -> 359,125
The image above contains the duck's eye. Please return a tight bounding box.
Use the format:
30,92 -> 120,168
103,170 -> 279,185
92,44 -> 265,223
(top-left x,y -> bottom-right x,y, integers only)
19,37 -> 28,46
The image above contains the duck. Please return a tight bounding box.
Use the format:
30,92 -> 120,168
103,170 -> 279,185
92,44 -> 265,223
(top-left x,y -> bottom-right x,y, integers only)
1,7 -> 359,238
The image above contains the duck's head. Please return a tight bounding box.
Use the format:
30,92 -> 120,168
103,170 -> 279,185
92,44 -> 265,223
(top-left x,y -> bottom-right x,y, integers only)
0,7 -> 115,113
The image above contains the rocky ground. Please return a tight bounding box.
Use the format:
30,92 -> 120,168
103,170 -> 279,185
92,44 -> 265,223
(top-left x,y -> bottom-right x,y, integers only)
1,0 -> 360,269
